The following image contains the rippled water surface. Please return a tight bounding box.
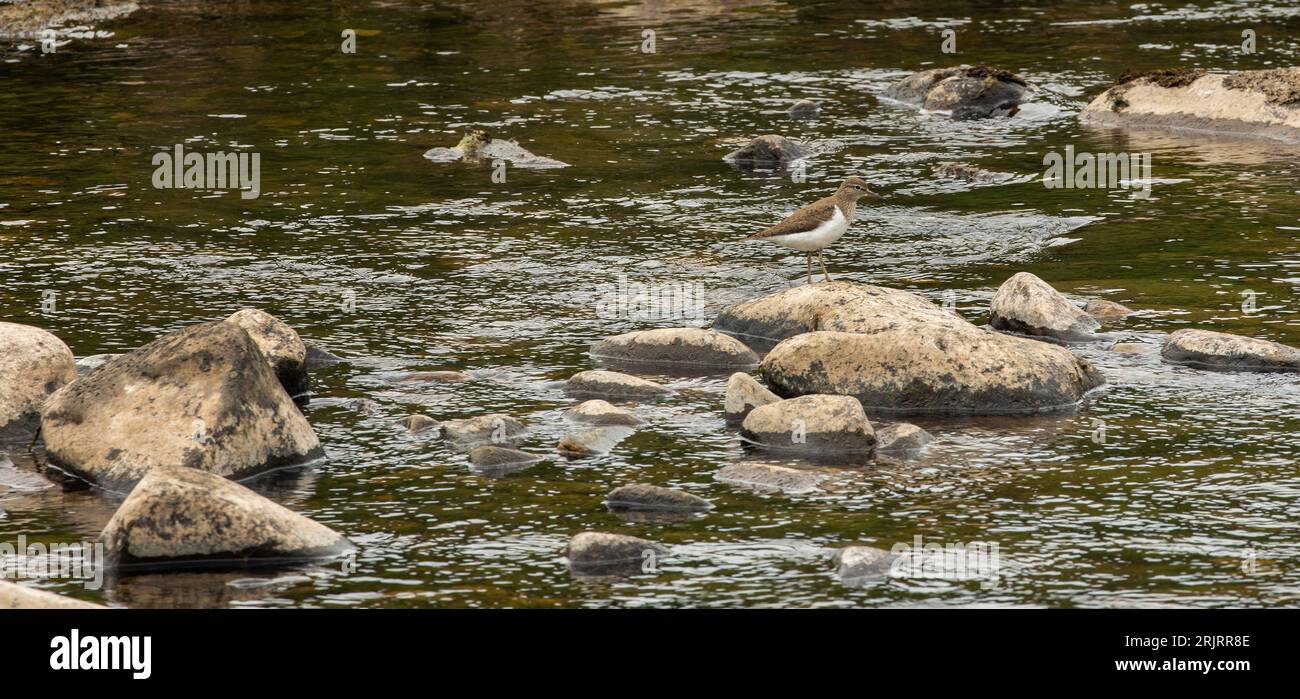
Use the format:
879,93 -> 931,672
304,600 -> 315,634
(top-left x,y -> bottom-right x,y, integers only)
2,0 -> 1300,607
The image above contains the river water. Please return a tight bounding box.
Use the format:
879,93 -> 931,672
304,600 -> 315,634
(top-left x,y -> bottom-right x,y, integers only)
2,0 -> 1299,607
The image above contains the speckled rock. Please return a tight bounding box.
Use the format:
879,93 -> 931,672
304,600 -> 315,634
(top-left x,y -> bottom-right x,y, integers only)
565,532 -> 669,575
0,580 -> 104,609
723,134 -> 805,166
990,272 -> 1101,342
835,546 -> 894,587
564,370 -> 673,400
875,423 -> 934,453
400,414 -> 440,434
884,66 -> 1030,119
441,413 -> 527,448
99,466 -> 352,571
741,395 -> 876,454
0,322 -> 76,437
1084,299 -> 1134,320
604,484 -> 713,512
1081,68 -> 1300,143
721,282 -> 1104,415
40,320 -> 322,491
225,309 -> 309,399
714,462 -> 828,495
467,446 -> 542,474
591,327 -> 759,368
564,399 -> 643,426
725,372 -> 781,421
1161,329 -> 1300,372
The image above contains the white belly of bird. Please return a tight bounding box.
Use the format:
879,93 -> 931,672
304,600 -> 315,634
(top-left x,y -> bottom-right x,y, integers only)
769,207 -> 850,252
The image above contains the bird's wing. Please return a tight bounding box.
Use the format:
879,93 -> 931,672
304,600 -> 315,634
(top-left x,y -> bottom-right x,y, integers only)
744,195 -> 838,240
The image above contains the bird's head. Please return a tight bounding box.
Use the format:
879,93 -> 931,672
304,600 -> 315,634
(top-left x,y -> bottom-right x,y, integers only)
840,176 -> 883,200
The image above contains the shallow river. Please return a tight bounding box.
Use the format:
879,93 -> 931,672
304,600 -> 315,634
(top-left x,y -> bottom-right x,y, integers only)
2,0 -> 1299,607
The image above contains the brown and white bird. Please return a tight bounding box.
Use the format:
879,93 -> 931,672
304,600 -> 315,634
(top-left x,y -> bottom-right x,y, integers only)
744,176 -> 882,283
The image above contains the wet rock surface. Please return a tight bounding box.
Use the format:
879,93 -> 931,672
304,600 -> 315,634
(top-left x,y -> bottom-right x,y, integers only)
422,128 -> 569,168
1085,299 -> 1134,320
564,370 -> 673,400
714,462 -> 829,495
556,425 -> 635,459
0,322 -> 76,437
1161,329 -> 1300,372
74,353 -> 123,376
225,308 -> 309,399
787,99 -> 821,119
935,162 -> 1017,184
875,423 -> 934,453
740,394 -> 876,454
724,372 -> 782,421
40,320 -> 322,491
400,414 -> 440,434
565,531 -> 668,575
723,134 -> 805,167
604,484 -> 712,512
397,370 -> 470,383
467,446 -> 542,475
441,413 -> 527,449
835,546 -> 894,587
303,343 -> 345,370
989,272 -> 1101,342
0,0 -> 137,39
884,66 -> 1031,119
591,327 -> 758,369
0,580 -> 104,609
564,399 -> 643,426
99,466 -> 353,571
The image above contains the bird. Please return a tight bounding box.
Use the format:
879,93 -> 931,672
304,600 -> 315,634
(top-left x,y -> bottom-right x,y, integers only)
743,176 -> 882,283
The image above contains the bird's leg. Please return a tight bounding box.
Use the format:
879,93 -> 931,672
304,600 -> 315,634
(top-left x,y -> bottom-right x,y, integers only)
818,251 -> 832,282
806,254 -> 812,284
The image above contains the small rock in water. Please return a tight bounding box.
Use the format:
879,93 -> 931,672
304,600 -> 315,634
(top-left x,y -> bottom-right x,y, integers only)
345,397 -> 379,415
1110,342 -> 1155,354
591,327 -> 759,369
467,446 -> 542,475
1160,329 -> 1300,372
724,372 -> 781,421
441,414 -> 527,449
74,353 -> 122,376
989,272 -> 1101,342
934,162 -> 1015,184
564,370 -> 673,400
225,308 -> 310,399
884,65 -> 1030,119
715,463 -> 828,495
565,531 -> 669,576
834,546 -> 894,587
99,466 -> 353,571
787,99 -> 821,119
304,343 -> 345,370
564,399 -> 643,426
556,425 -> 635,459
723,134 -> 805,167
605,484 -> 713,512
1084,299 -> 1134,320
397,370 -> 470,383
740,395 -> 876,455
0,580 -> 104,609
400,414 -> 440,434
875,423 -> 934,453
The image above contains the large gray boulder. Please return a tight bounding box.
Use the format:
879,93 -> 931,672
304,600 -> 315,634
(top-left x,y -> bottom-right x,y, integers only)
884,66 -> 1031,119
1161,329 -> 1300,372
40,321 -> 323,491
225,309 -> 309,399
100,466 -> 352,571
1081,68 -> 1300,143
0,581 -> 104,609
717,282 -> 1104,415
740,395 -> 876,455
0,322 -> 76,437
989,272 -> 1101,342
591,328 -> 758,369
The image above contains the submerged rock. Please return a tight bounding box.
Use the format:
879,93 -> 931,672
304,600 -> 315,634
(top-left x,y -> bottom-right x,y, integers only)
397,370 -> 470,383
591,327 -> 759,369
834,546 -> 894,587
0,580 -> 104,609
345,397 -> 379,415
715,462 -> 828,495
604,484 -> 712,512
741,395 -> 876,455
422,128 -> 569,169
934,162 -> 1017,184
304,343 -> 345,370
467,446 -> 542,475
884,66 -> 1031,119
556,425 -> 636,459
400,414 -> 440,434
723,135 -> 805,167
1085,299 -> 1134,320
875,423 -> 934,453
40,320 -> 322,491
441,414 -> 527,449
1110,342 -> 1156,355
565,531 -> 668,576
724,372 -> 782,421
564,399 -> 643,426
0,0 -> 137,39
74,353 -> 123,376
1161,329 -> 1300,372
718,282 -> 1104,415
989,272 -> 1101,342
0,322 -> 76,437
99,466 -> 352,571
225,309 -> 309,399
564,370 -> 673,400
1081,68 -> 1300,143
787,99 -> 821,119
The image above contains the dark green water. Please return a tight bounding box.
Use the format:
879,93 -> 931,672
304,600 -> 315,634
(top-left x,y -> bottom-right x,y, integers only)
2,0 -> 1299,607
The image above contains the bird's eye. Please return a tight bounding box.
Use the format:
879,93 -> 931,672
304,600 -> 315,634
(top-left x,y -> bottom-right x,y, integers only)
854,185 -> 862,190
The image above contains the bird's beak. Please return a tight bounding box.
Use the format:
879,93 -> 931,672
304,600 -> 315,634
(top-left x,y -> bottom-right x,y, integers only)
866,189 -> 885,200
